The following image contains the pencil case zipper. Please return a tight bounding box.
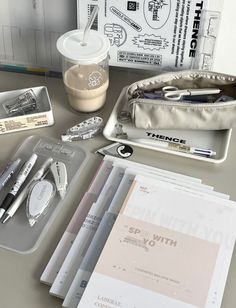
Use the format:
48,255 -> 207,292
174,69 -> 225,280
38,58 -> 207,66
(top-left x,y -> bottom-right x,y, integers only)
124,70 -> 236,130
129,97 -> 236,109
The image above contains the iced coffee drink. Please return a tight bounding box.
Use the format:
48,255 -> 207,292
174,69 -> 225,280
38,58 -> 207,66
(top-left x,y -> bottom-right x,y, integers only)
64,64 -> 109,112
57,29 -> 110,113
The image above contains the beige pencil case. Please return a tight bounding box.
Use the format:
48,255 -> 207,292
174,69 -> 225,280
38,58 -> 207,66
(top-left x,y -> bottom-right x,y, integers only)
126,70 -> 236,130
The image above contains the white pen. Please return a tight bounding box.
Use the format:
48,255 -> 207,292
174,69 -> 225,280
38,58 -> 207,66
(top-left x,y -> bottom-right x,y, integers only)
1,157 -> 53,224
0,153 -> 38,219
130,138 -> 216,157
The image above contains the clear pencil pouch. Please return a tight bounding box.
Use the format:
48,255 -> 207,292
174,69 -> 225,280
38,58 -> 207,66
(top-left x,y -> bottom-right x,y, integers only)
126,70 -> 236,130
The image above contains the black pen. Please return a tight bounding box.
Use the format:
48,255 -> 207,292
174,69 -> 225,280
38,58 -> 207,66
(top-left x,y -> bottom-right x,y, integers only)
0,158 -> 21,191
0,154 -> 38,219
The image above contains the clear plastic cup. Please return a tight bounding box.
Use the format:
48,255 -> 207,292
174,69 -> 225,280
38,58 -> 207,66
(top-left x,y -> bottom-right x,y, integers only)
57,29 -> 110,113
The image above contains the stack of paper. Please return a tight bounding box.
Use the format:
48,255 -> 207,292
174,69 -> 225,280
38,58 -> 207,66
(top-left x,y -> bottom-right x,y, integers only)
77,1 -> 229,73
40,155 -> 236,308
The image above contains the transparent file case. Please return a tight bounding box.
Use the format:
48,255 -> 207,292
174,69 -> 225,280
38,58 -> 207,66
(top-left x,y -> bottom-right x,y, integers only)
0,135 -> 88,253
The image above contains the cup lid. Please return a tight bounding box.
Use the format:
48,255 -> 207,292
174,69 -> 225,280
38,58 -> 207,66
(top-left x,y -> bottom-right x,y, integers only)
56,29 -> 110,65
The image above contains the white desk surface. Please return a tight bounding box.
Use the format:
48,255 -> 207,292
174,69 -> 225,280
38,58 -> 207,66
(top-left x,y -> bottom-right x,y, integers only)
0,69 -> 235,308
